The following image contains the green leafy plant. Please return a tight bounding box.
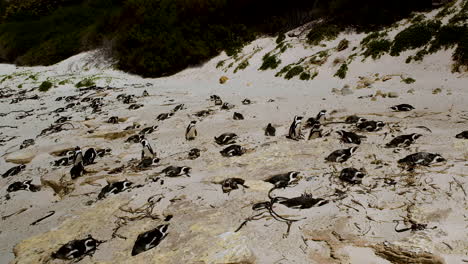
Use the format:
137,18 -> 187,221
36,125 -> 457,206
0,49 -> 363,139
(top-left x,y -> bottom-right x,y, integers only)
362,39 -> 392,59
284,65 -> 303,80
402,77 -> 415,84
307,24 -> 341,45
334,63 -> 348,79
259,53 -> 281,71
39,80 -> 53,92
75,78 -> 95,88
391,21 -> 441,56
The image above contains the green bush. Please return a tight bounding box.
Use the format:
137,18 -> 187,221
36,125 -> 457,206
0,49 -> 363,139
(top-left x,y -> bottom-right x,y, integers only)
390,21 -> 441,56
336,39 -> 349,51
361,31 -> 387,46
362,39 -> 392,59
259,53 -> 281,71
284,65 -> 303,80
299,72 -> 310,80
402,77 -> 415,84
39,80 -> 53,92
276,33 -> 285,44
307,23 -> 341,45
334,63 -> 348,79
429,25 -> 466,52
234,59 -> 249,73
75,78 -> 95,88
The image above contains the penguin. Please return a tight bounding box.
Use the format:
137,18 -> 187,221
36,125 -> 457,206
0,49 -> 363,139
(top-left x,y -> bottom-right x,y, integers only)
73,146 -> 84,166
385,133 -> 422,148
53,156 -> 73,167
307,122 -> 323,140
455,131 -> 468,139
141,138 -> 156,159
137,158 -> 160,169
125,123 -> 141,130
221,102 -> 235,110
220,145 -> 245,157
277,193 -> 328,209
398,152 -> 445,167
233,112 -> 244,120
265,171 -> 300,188
265,123 -> 276,136
357,121 -> 385,132
65,103 -> 77,109
161,166 -> 191,177
210,95 -> 220,101
185,121 -> 197,140
131,224 -> 169,256
126,134 -> 143,143
52,235 -> 100,260
214,133 -> 238,145
96,148 -> 112,157
7,180 -> 41,193
242,98 -> 251,105
336,130 -> 366,144
128,104 -> 143,110
391,104 -> 415,112
288,116 -> 303,140
117,94 -> 128,101
107,116 -> 119,124
54,107 -> 66,113
325,146 -> 358,163
194,109 -> 214,117
70,161 -> 85,179
123,95 -> 136,104
2,164 -> 26,178
142,90 -> 150,97
345,116 -> 366,124
157,112 -> 174,121
188,148 -> 201,159
98,180 -> 133,199
172,104 -> 184,112
339,168 -> 365,184
305,110 -> 327,128
139,125 -> 158,135
221,178 -> 249,193
83,148 -> 97,165
55,116 -> 71,124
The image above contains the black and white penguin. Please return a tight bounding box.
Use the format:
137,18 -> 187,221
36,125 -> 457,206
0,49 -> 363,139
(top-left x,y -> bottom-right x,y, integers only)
210,95 -> 221,101
220,145 -> 245,157
391,104 -> 415,112
96,148 -> 112,157
125,123 -> 141,131
54,107 -> 66,113
126,134 -> 143,143
161,166 -> 191,177
157,112 -> 174,121
265,123 -> 276,136
242,98 -> 251,105
221,102 -> 235,110
215,133 -> 238,145
385,133 -> 422,148
123,95 -> 136,104
172,104 -> 185,112
288,116 -> 303,140
398,152 -> 445,167
131,224 -> 169,256
307,122 -> 323,140
117,93 -> 128,101
140,125 -> 158,135
142,90 -> 150,97
188,148 -> 201,159
141,138 -> 156,159
185,121 -> 197,140
305,110 -> 326,128
54,156 -> 73,167
325,146 -> 358,163
70,161 -> 85,179
194,109 -> 214,117
128,104 -> 143,110
55,116 -> 72,124
357,120 -> 385,132
137,158 -> 160,169
73,146 -> 84,166
7,180 -> 41,193
52,235 -> 100,260
336,130 -> 366,144
264,171 -> 300,188
2,164 -> 26,178
97,180 -> 133,199
345,115 -> 366,124
277,193 -> 328,209
339,168 -> 365,184
233,112 -> 244,120
107,116 -> 119,124
83,148 -> 97,165
455,131 -> 468,139
221,178 -> 249,193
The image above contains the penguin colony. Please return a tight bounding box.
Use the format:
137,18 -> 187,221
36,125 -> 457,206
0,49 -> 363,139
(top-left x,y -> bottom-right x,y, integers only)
1,85 -> 466,263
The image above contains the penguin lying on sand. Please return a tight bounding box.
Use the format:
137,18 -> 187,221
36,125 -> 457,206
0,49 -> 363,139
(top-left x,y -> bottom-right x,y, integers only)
52,235 -> 101,260
131,224 -> 169,256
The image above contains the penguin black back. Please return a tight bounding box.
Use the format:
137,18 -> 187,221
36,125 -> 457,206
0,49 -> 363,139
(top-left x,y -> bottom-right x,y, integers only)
265,123 -> 276,136
131,224 -> 169,256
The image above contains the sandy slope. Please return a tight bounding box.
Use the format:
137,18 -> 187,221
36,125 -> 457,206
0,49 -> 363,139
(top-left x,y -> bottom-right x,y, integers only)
0,3 -> 467,264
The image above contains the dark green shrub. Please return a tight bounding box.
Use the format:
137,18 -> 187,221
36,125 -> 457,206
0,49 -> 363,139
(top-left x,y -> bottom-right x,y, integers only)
39,80 -> 52,92
334,63 -> 348,79
299,72 -> 310,80
402,77 -> 415,84
411,14 -> 425,23
361,31 -> 387,46
75,78 -> 95,88
276,33 -> 285,44
390,21 -> 441,56
307,23 -> 341,45
259,53 -> 281,71
362,39 -> 392,59
275,64 -> 291,77
284,65 -> 303,80
429,25 -> 466,53
336,39 -> 349,51
234,59 -> 249,73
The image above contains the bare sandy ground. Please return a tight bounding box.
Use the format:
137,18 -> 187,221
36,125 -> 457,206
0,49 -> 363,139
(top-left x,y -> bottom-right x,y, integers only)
0,3 -> 467,263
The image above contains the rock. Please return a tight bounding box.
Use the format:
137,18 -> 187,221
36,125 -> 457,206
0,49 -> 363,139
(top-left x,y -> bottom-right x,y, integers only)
203,232 -> 255,263
388,92 -> 399,98
341,86 -> 354,96
5,150 -> 36,164
219,76 -> 229,84
372,240 -> 445,264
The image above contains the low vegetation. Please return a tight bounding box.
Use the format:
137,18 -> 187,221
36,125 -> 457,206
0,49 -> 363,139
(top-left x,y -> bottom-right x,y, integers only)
362,39 -> 392,59
402,77 -> 416,84
390,21 -> 441,56
259,53 -> 281,71
334,63 -> 348,79
38,80 -> 52,92
75,78 -> 95,88
307,23 -> 341,45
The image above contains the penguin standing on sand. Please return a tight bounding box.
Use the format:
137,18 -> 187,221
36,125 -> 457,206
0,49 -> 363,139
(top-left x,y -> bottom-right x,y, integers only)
305,110 -> 326,128
185,121 -> 197,141
70,161 -> 85,179
140,138 -> 155,159
265,123 -> 276,136
132,224 -> 169,256
83,148 -> 97,165
288,116 -> 303,140
308,123 -> 323,140
73,147 -> 83,166
325,147 -> 358,163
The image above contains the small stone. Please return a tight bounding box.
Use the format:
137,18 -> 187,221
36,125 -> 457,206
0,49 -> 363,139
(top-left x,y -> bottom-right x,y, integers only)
219,76 -> 229,84
388,92 -> 399,98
